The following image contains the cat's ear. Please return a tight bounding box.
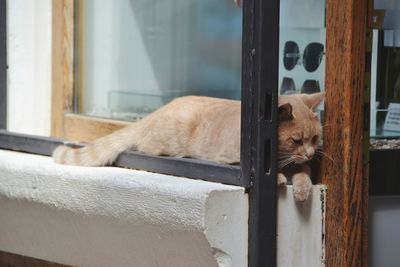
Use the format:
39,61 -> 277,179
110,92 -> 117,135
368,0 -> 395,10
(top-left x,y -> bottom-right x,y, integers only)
300,92 -> 324,111
278,103 -> 294,121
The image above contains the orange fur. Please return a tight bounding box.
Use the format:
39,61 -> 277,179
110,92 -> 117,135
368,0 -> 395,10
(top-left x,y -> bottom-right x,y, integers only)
53,93 -> 324,202
53,96 -> 240,166
277,92 -> 324,201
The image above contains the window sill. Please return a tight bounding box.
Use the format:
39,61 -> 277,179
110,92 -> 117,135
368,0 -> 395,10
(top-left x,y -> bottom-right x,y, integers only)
0,149 -> 326,267
0,149 -> 248,267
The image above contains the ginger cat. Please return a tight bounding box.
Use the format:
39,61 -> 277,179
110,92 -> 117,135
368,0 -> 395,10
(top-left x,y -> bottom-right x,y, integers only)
53,93 -> 323,201
276,93 -> 323,201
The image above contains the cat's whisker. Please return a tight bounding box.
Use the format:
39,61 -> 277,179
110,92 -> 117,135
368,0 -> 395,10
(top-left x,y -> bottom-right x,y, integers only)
315,150 -> 334,162
278,157 -> 290,164
279,161 -> 294,169
278,156 -> 297,169
278,159 -> 290,168
278,155 -> 292,160
278,152 -> 294,156
322,123 -> 334,128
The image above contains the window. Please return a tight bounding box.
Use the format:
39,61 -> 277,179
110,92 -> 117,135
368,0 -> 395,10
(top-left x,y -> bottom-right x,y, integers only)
77,0 -> 242,121
52,0 -> 242,142
0,1 -> 280,265
370,4 -> 400,140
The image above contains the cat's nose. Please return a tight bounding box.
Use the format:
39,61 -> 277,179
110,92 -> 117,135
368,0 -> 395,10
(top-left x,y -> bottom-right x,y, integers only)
305,147 -> 315,159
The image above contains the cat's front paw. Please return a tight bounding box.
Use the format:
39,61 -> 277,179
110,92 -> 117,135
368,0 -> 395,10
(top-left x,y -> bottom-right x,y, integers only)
277,172 -> 287,186
292,173 -> 312,202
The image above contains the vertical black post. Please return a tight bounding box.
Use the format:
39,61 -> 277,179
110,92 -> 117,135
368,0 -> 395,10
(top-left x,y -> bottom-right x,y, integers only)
241,0 -> 279,266
0,0 -> 6,130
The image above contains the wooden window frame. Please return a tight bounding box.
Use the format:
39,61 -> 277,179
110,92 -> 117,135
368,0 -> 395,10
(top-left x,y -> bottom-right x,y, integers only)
320,0 -> 371,266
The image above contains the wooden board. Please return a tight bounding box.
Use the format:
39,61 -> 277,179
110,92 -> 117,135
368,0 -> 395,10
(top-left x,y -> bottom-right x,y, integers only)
51,0 -> 74,138
321,0 -> 369,266
63,113 -> 130,142
50,1 -> 137,142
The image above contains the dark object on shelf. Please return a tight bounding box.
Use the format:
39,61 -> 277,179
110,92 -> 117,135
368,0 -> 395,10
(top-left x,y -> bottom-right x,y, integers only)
375,30 -> 400,108
283,41 -> 300,71
280,77 -> 296,95
303,42 -> 324,72
301,80 -> 321,94
370,148 -> 400,195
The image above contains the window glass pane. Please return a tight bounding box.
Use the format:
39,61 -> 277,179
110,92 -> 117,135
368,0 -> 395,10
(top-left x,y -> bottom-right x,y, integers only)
279,0 -> 326,99
78,0 -> 242,121
370,1 -> 400,140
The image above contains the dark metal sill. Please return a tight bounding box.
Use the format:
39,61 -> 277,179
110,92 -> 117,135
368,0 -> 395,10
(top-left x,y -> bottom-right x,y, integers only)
0,130 -> 243,187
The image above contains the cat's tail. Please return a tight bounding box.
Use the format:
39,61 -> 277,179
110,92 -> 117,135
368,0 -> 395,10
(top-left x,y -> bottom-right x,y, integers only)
52,124 -> 139,167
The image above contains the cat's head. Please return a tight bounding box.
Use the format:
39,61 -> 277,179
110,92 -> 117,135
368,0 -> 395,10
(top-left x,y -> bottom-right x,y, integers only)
278,92 -> 324,168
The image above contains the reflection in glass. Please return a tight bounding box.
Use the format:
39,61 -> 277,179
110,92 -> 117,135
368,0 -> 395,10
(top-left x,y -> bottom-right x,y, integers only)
371,28 -> 400,138
77,0 -> 242,121
279,0 -> 326,99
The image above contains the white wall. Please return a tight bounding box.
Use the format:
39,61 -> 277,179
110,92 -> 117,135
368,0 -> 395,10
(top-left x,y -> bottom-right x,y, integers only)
6,0 -> 52,136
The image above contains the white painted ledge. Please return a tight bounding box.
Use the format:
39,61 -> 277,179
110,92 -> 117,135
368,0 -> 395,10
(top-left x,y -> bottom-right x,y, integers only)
0,150 -> 248,267
278,185 -> 326,267
0,149 -> 325,267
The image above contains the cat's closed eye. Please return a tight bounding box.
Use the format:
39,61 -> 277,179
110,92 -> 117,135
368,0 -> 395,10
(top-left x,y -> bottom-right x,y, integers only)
291,138 -> 303,145
311,135 -> 319,145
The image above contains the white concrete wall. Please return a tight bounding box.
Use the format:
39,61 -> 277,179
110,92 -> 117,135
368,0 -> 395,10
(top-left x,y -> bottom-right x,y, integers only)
278,186 -> 326,267
6,0 -> 52,136
0,150 -> 249,267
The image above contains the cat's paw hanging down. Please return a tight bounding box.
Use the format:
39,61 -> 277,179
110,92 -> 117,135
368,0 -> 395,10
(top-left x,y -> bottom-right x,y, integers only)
292,172 -> 312,202
277,173 -> 288,186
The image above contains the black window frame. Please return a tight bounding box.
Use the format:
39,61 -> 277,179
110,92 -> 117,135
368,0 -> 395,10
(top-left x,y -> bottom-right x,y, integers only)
0,0 -> 279,266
